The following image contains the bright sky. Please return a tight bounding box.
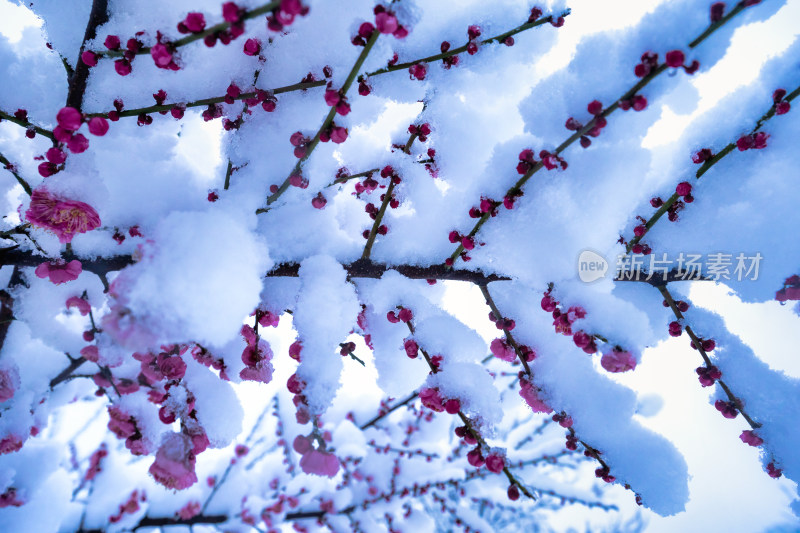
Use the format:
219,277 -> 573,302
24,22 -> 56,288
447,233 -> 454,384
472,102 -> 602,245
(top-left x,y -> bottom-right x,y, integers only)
1,0 -> 799,531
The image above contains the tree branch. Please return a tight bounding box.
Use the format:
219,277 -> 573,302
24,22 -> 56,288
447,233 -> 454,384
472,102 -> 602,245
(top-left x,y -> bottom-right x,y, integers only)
0,151 -> 33,196
0,109 -> 56,142
66,0 -> 110,111
625,84 -> 800,252
90,2 -> 280,60
446,1 -> 763,267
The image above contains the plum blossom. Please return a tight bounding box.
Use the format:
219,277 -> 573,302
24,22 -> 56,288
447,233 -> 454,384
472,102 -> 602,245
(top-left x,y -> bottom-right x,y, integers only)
56,107 -> 81,131
300,449 -> 340,477
485,452 -> 505,473
25,188 -> 101,243
149,433 -> 198,489
0,435 -> 24,455
294,434 -> 340,477
419,387 -> 445,412
519,377 -> 553,413
66,296 -> 91,315
740,430 -> 764,447
600,348 -> 637,373
490,338 -> 516,362
35,260 -> 82,284
0,366 -> 20,402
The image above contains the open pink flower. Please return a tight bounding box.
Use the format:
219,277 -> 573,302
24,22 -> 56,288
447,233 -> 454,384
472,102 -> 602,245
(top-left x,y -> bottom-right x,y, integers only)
299,448 -> 340,477
25,188 -> 101,243
149,433 -> 198,490
35,260 -> 82,284
600,348 -> 637,373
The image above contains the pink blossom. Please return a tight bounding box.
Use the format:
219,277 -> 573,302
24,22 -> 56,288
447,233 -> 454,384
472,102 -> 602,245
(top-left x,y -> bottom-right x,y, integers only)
57,106 -> 82,131
45,148 -> 65,166
151,42 -> 174,68
67,133 -> 89,153
87,117 -> 109,136
159,355 -> 187,380
409,63 -> 427,80
600,348 -> 637,373
80,345 -> 99,363
148,433 -> 198,490
311,193 -> 327,209
553,413 -> 573,428
714,399 -> 738,419
81,50 -> 98,67
665,50 -> 685,68
66,296 -> 91,315
108,406 -> 137,439
299,449 -> 340,477
696,365 -> 722,387
467,447 -> 485,467
710,2 -> 725,22
490,338 -> 516,362
444,399 -> 461,414
403,338 -> 419,358
239,360 -> 273,383
114,59 -> 132,76
222,2 -> 242,22
84,444 -> 108,481
485,452 -> 505,473
293,435 -> 312,454
330,126 -> 348,144
177,501 -> 201,520
38,162 -> 58,177
0,367 -> 19,402
243,38 -> 261,56
25,188 -> 101,243
572,331 -> 592,349
35,260 -> 82,284
190,431 -> 209,454
0,435 -> 23,455
280,0 -> 304,16
397,308 -> 413,322
419,388 -> 444,412
519,377 -> 553,413
183,13 -> 206,33
739,430 -> 763,447
324,89 -> 341,106
767,462 -> 782,478
375,12 -> 398,34
104,35 -> 121,49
